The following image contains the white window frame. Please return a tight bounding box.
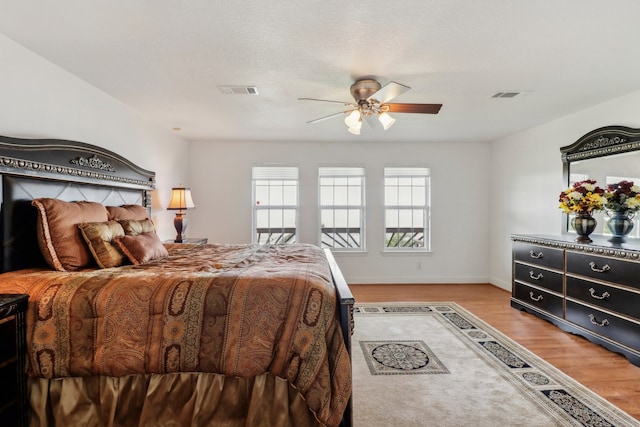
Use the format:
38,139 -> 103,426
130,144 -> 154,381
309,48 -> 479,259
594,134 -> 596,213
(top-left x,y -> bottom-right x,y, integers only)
384,166 -> 431,251
318,166 -> 366,251
252,166 -> 299,244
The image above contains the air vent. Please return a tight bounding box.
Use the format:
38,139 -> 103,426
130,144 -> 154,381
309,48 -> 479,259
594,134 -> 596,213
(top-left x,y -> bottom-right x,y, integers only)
491,91 -> 532,99
218,85 -> 259,95
492,92 -> 520,98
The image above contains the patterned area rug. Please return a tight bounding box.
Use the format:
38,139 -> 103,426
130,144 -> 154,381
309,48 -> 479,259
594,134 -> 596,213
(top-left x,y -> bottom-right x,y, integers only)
353,302 -> 640,427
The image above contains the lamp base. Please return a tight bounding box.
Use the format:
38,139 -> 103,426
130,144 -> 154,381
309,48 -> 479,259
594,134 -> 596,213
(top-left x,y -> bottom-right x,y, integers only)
174,212 -> 188,243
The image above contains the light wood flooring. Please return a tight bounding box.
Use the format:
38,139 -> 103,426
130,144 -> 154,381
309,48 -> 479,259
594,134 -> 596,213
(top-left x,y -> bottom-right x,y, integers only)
350,283 -> 640,421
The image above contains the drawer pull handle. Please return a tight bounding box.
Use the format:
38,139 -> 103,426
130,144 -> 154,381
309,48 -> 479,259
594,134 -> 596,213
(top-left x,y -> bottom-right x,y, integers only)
588,288 -> 611,300
529,292 -> 543,302
588,314 -> 609,327
529,250 -> 543,259
589,262 -> 610,273
528,271 -> 543,280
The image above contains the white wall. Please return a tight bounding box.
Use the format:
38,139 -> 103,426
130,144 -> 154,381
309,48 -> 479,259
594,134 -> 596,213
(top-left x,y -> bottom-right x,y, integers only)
489,89 -> 640,290
0,34 -> 190,240
189,139 -> 491,284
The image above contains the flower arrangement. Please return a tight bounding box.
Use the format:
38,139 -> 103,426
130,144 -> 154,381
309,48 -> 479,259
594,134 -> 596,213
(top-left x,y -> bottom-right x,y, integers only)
558,179 -> 605,214
604,180 -> 640,214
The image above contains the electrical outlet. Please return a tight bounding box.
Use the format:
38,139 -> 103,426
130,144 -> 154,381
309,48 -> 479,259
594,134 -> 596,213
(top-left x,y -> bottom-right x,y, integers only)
416,261 -> 423,270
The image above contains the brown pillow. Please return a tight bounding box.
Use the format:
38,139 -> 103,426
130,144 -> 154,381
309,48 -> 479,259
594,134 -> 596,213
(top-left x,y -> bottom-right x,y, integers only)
107,205 -> 148,221
113,232 -> 169,265
32,198 -> 109,271
78,221 -> 126,268
118,218 -> 156,236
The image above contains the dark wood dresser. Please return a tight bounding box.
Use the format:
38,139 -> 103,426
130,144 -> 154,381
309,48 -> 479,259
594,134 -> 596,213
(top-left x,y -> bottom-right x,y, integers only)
0,294 -> 29,427
511,234 -> 640,367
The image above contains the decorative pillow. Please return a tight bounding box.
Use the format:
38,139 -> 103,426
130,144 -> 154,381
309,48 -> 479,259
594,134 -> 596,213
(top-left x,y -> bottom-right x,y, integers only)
78,221 -> 126,268
107,205 -> 149,221
32,198 -> 109,271
113,232 -> 169,265
118,218 -> 156,236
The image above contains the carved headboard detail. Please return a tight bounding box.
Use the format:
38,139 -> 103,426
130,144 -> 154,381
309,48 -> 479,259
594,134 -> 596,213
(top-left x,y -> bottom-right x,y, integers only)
0,135 -> 156,272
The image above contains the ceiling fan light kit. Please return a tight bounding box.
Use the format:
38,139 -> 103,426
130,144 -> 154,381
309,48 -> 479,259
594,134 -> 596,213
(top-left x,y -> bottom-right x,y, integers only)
299,78 -> 442,135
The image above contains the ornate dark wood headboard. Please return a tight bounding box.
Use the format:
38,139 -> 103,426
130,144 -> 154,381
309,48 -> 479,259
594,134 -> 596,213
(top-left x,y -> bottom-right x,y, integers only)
0,135 -> 155,272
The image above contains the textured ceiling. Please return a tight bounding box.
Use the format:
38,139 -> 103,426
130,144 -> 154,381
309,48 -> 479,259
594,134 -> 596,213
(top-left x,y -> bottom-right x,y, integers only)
2,1 -> 640,143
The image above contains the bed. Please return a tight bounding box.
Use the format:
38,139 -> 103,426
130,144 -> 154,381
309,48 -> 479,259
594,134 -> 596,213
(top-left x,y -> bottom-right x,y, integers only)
0,135 -> 354,427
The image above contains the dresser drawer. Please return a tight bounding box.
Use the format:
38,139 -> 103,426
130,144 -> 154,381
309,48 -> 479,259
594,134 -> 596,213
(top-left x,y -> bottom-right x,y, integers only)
566,252 -> 640,289
566,276 -> 640,319
514,263 -> 563,293
513,242 -> 564,270
566,301 -> 640,351
513,282 -> 563,318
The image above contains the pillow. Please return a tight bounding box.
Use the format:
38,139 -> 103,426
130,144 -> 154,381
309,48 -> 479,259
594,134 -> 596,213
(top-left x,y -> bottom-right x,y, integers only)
118,218 -> 156,236
77,221 -> 126,268
32,198 -> 109,271
107,205 -> 149,221
113,232 -> 169,265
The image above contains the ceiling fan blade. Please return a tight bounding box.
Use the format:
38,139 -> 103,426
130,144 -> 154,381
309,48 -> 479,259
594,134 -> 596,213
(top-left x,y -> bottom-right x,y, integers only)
385,103 -> 443,114
306,110 -> 352,124
298,97 -> 356,107
363,114 -> 381,130
368,81 -> 410,104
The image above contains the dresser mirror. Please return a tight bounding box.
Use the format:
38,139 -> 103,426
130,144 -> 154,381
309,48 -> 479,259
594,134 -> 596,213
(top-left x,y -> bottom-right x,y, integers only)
561,126 -> 640,238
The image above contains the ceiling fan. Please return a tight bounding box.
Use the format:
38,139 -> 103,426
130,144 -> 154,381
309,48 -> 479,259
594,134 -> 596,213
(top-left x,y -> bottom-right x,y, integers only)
298,79 -> 442,135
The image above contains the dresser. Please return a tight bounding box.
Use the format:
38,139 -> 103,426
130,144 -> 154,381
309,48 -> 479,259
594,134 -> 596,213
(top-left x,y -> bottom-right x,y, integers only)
511,234 -> 640,367
0,294 -> 29,427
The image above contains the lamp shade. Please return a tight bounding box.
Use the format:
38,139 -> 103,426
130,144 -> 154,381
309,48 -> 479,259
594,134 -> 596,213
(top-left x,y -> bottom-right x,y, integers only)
167,186 -> 195,210
378,112 -> 396,130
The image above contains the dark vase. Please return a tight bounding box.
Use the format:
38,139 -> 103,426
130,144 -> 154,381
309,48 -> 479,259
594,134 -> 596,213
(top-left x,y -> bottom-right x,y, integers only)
571,212 -> 597,243
607,211 -> 634,241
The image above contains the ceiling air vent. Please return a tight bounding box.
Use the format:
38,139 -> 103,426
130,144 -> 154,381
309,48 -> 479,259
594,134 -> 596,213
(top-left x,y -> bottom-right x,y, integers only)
492,92 -> 520,98
491,90 -> 533,99
218,85 -> 259,95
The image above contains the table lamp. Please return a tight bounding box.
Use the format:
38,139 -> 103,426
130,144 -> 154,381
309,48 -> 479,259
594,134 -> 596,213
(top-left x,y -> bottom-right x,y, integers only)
166,185 -> 195,242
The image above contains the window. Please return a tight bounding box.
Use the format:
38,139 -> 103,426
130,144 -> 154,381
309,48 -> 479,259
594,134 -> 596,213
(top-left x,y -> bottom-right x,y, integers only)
252,166 -> 298,244
319,167 -> 365,250
384,167 -> 430,250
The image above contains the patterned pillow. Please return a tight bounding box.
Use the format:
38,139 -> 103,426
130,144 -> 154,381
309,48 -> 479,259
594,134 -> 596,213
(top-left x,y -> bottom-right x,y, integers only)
113,232 -> 169,265
118,218 -> 156,236
32,198 -> 109,271
106,205 -> 149,221
78,221 -> 126,268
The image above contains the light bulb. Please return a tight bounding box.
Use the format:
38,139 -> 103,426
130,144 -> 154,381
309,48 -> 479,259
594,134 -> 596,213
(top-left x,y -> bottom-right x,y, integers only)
378,112 -> 396,130
344,110 -> 362,129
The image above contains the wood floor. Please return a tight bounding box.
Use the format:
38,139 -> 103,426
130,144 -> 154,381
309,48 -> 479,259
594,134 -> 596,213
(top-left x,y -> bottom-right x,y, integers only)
350,283 -> 640,421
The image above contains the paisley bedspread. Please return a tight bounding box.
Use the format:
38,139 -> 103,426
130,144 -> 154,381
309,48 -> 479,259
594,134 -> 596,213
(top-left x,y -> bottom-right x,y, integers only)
0,243 -> 351,426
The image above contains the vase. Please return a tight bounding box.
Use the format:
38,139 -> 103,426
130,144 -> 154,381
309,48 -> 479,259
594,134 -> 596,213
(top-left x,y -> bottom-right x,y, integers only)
607,211 -> 634,241
571,212 -> 597,243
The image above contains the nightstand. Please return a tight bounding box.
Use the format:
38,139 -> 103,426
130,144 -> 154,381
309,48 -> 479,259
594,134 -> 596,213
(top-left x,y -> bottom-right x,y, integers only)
164,237 -> 208,244
0,294 -> 29,427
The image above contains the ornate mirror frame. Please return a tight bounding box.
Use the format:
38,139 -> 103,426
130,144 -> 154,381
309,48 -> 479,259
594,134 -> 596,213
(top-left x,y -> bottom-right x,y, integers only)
560,125 -> 640,234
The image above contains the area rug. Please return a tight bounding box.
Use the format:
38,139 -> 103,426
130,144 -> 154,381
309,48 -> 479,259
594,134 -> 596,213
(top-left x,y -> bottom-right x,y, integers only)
352,302 -> 640,427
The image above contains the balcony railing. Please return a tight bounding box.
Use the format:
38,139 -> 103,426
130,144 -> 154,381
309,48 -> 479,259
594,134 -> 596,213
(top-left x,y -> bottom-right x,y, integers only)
385,227 -> 425,248
255,227 -> 425,248
256,228 -> 296,244
321,227 -> 362,249
320,227 -> 425,249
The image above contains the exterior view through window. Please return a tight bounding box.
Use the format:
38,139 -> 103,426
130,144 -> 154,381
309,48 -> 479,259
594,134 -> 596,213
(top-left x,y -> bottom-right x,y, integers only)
252,166 -> 298,244
384,167 -> 430,250
319,167 -> 365,250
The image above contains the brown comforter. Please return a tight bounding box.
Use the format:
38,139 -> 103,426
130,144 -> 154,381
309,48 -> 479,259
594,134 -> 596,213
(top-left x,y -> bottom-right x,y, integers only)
0,243 -> 351,426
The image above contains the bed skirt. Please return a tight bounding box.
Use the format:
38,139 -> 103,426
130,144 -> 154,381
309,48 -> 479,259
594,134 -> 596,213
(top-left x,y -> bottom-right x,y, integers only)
29,372 -> 324,427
